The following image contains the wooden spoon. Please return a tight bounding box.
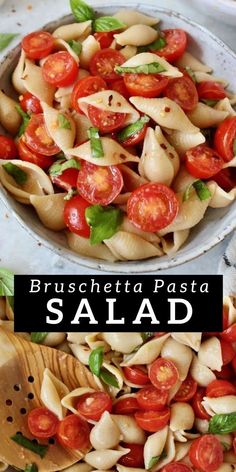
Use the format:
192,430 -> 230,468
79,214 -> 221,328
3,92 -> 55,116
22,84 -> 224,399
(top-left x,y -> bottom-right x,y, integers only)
0,328 -> 98,472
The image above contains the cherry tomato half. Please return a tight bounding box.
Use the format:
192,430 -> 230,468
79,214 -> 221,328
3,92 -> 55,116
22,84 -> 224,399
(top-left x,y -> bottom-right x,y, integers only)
123,366 -> 149,386
149,357 -> 179,391
28,407 -> 59,439
174,378 -> 198,402
119,443 -> 144,468
214,117 -> 236,162
161,462 -> 193,472
64,195 -> 90,238
213,167 -> 236,192
135,407 -> 170,432
220,339 -> 235,365
110,79 -> 130,100
117,122 -> 148,147
18,138 -> 54,169
0,136 -> 18,159
42,51 -> 78,87
94,31 -> 115,49
56,414 -> 90,450
77,161 -> 123,205
232,355 -> 236,373
189,434 -> 223,472
76,392 -> 112,421
24,114 -> 60,156
90,48 -> 125,81
51,168 -> 80,192
20,92 -> 43,114
154,29 -> 187,63
215,363 -> 234,380
185,144 -> 224,179
22,31 -> 54,60
136,385 -> 168,411
165,76 -> 198,112
71,76 -> 107,114
191,388 -> 210,420
88,105 -> 127,133
221,323 -> 236,343
197,81 -> 227,100
206,379 -> 236,398
124,74 -> 169,98
113,396 -> 139,415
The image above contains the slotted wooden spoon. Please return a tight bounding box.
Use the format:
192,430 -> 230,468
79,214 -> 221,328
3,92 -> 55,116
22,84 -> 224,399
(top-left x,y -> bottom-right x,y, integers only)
0,328 -> 98,472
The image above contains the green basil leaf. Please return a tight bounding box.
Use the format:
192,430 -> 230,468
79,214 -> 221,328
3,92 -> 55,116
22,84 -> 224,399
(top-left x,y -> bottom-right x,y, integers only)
0,33 -> 18,51
89,346 -> 104,376
115,62 -> 166,75
64,187 -> 78,200
94,16 -> 126,32
11,434 -> 48,458
233,138 -> 236,156
183,179 -> 211,202
6,295 -> 14,310
24,464 -> 38,472
0,268 -> 14,296
88,127 -> 104,158
185,66 -> 197,83
138,36 -> 166,53
117,115 -> 149,143
70,0 -> 95,22
202,99 -> 218,107
49,158 -> 81,178
100,368 -> 119,388
67,39 -> 82,56
58,114 -> 72,130
15,104 -> 30,137
221,441 -> 231,452
148,451 -> 167,469
85,204 -> 123,245
208,412 -> 236,434
3,162 -> 27,186
31,332 -> 48,344
141,332 -> 154,342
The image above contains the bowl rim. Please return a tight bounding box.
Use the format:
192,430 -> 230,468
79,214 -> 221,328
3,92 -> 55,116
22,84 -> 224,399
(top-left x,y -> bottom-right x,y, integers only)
1,1 -> 236,274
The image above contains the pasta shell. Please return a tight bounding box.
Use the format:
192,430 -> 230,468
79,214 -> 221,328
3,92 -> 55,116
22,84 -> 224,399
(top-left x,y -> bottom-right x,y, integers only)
42,332 -> 66,347
41,102 -> 76,151
198,337 -> 223,372
80,35 -> 101,69
223,296 -> 236,325
120,216 -> 161,243
67,332 -> 93,344
5,297 -> 14,321
104,231 -> 163,261
224,451 -> 236,464
61,464 -> 92,472
52,21 -> 92,41
61,387 -> 96,414
85,333 -> 110,352
194,71 -> 228,86
70,343 -> 91,365
214,98 -> 236,116
208,181 -> 236,208
187,103 -> 229,128
120,45 -> 137,61
173,165 -> 196,193
66,232 -> 117,261
121,53 -> 182,78
40,368 -> 69,420
215,465 -> 235,472
194,418 -> 209,434
190,354 -> 216,387
85,448 -> 130,470
144,426 -> 168,469
175,52 -> 212,73
55,70 -> 89,100
12,49 -> 27,94
161,230 -> 190,255
0,90 -> 21,135
22,59 -> 55,105
202,395 -> 236,416
73,112 -> 93,146
154,430 -> 175,471
170,402 -> 195,433
90,412 -> 121,450
117,467 -> 144,472
111,415 -> 146,444
102,333 -> 142,354
101,361 -> 124,397
174,441 -> 193,462
120,164 -> 147,191
114,25 -> 158,47
121,334 -> 169,366
0,298 -> 6,320
167,130 -> 206,156
30,193 -> 66,231
54,38 -> 80,63
66,138 -> 139,166
171,333 -> 202,352
113,9 -> 160,27
161,337 -> 192,380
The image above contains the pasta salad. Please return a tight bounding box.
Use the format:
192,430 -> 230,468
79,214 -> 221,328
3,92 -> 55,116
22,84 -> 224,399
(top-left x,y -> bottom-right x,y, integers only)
0,1 -> 236,262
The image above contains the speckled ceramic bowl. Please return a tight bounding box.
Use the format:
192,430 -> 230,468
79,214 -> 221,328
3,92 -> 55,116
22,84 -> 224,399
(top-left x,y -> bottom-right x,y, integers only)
0,2 -> 236,273
190,0 -> 236,26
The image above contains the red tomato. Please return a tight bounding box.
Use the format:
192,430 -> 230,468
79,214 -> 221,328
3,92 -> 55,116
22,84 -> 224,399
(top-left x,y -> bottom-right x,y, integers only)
64,195 -> 90,238
119,443 -> 144,468
154,332 -> 167,337
110,79 -> 130,100
135,408 -> 170,432
77,161 -> 123,205
214,117 -> 236,162
124,74 -> 169,98
118,123 -> 148,147
136,386 -> 168,411
220,339 -> 235,365
22,31 -> 54,60
88,105 -> 126,133
165,76 -> 198,112
232,355 -> 236,373
174,378 -> 198,402
149,358 -> 179,391
76,392 -> 112,421
20,92 -> 43,114
71,76 -> 107,113
113,397 -> 139,415
24,114 -> 60,156
197,81 -> 227,100
123,366 -> 149,386
90,48 -> 125,81
51,168 -> 80,192
192,388 -> 210,420
155,29 -> 187,63
189,435 -> 223,472
94,31 -> 115,49
161,462 -> 193,472
221,323 -> 236,343
28,407 -> 59,439
213,168 -> 236,192
42,51 -> 78,87
234,437 -> 236,455
206,379 -> 236,398
0,136 -> 18,159
56,414 -> 90,450
18,138 -> 54,169
127,183 -> 179,233
215,363 -> 234,380
185,144 -> 224,179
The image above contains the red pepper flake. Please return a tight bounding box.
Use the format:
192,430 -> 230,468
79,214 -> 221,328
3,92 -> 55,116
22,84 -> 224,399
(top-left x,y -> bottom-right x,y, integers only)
160,143 -> 167,150
164,106 -> 171,112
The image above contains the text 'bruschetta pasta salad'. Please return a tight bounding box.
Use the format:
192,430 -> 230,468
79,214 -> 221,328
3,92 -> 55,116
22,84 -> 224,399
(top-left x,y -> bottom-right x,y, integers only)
0,0 -> 236,262
1,295 -> 236,471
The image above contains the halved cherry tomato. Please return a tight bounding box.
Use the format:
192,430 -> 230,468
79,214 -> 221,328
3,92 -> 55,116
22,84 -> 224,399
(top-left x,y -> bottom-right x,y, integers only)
189,434 -> 223,472
220,339 -> 235,365
18,138 -> 54,169
77,161 -> 123,205
20,92 -> 43,114
136,386 -> 168,411
221,323 -> 236,343
213,168 -> 236,192
0,136 -> 18,159
123,366 -> 149,386
51,168 -> 80,192
64,195 -> 90,238
118,123 -> 148,147
191,388 -> 210,420
214,117 -> 236,162
88,105 -> 126,133
215,363 -> 234,380
119,443 -> 144,468
71,76 -> 107,113
110,79 -> 130,100
94,31 -> 115,49
113,396 -> 139,415
232,355 -> 236,373
76,392 -> 112,421
56,414 -> 90,450
22,31 -> 54,60
28,407 -> 59,439
124,74 -> 169,98
24,114 -> 60,156
234,437 -> 236,455
90,48 -> 125,81
161,462 -> 193,472
165,76 -> 198,112
223,306 -> 229,330
127,183 -> 179,233
185,144 -> 224,179
174,378 -> 197,402
197,81 -> 227,100
154,29 -> 187,63
42,51 -> 78,87
149,357 -> 179,390
135,407 -> 170,432
206,379 -> 236,398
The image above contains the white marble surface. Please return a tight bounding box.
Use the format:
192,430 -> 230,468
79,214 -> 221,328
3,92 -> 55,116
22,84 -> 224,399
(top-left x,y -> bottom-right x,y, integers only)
0,0 -> 235,275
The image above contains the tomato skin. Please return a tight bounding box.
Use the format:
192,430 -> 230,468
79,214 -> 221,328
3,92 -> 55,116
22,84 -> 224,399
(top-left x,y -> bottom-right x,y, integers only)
136,386 -> 168,411
110,79 -> 130,100
192,388 -> 210,420
215,363 -> 234,380
28,407 -> 59,439
113,397 -> 139,415
174,378 -> 198,402
94,31 -> 115,49
22,31 -> 54,60
18,139 -> 54,169
232,355 -> 236,373
118,443 -> 144,468
206,379 -> 236,398
71,76 -> 107,114
124,74 -> 169,98
220,339 -> 235,365
76,392 -> 112,421
64,195 -> 90,238
77,161 -> 123,205
24,114 -> 60,156
165,76 -> 198,112
127,183 -> 179,233
51,168 -> 80,192
118,124 -> 148,147
197,81 -> 227,100
213,168 -> 236,192
149,358 -> 179,391
185,144 -> 224,179
90,48 -> 125,81
221,323 -> 236,343
155,29 -> 187,63
20,93 -> 43,114
42,51 -> 78,87
0,136 -> 18,159
135,407 -> 170,433
189,434 -> 223,472
214,117 -> 236,162
88,105 -> 126,133
56,414 -> 90,450
161,462 -> 193,472
123,366 -> 149,386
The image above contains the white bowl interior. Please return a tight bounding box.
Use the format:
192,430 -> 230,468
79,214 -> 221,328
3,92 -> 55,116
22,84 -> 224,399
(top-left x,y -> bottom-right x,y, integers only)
1,3 -> 236,273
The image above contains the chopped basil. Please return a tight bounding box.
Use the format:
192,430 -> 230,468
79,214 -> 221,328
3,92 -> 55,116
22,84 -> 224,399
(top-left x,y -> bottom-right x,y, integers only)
70,0 -> 95,22
117,115 -> 149,143
148,451 -> 167,469
138,36 -> 166,54
202,99 -> 218,107
67,39 -> 82,56
24,464 -> 38,472
185,66 -> 197,83
15,104 -> 30,137
31,332 -> 48,344
0,268 -> 14,296
11,433 -> 48,458
115,62 -> 166,75
89,346 -> 104,376
3,162 -> 27,185
141,332 -> 154,342
49,158 -> 81,177
64,187 -> 77,200
94,16 -> 126,32
183,179 -> 212,202
58,114 -> 72,130
233,138 -> 236,156
85,204 -> 123,245
88,127 -> 104,158
221,441 -> 231,452
100,368 -> 119,388
0,33 -> 18,51
209,412 -> 236,434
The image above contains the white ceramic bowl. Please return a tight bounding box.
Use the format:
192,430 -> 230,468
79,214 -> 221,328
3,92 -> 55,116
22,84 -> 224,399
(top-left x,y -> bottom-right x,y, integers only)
190,0 -> 236,26
1,2 -> 236,273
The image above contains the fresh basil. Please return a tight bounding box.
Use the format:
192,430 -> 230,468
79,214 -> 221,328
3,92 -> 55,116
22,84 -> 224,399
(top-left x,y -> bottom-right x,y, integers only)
94,16 -> 126,32
100,368 -> 119,388
15,104 -> 30,137
3,162 -> 27,186
49,158 -> 81,178
31,332 -> 48,344
148,451 -> 167,469
58,114 -> 72,130
6,295 -> 14,310
185,66 -> 197,83
202,99 -> 218,107
117,115 -> 149,143
88,127 -> 104,158
11,434 -> 48,458
209,412 -> 236,434
221,441 -> 231,452
24,464 -> 38,472
67,39 -> 82,56
85,204 -> 123,245
0,268 -> 14,296
141,332 -> 154,342
233,138 -> 236,156
0,33 -> 18,51
64,187 -> 77,200
183,179 -> 211,202
115,62 -> 166,75
70,0 -> 95,22
138,36 -> 166,54
89,346 -> 104,376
